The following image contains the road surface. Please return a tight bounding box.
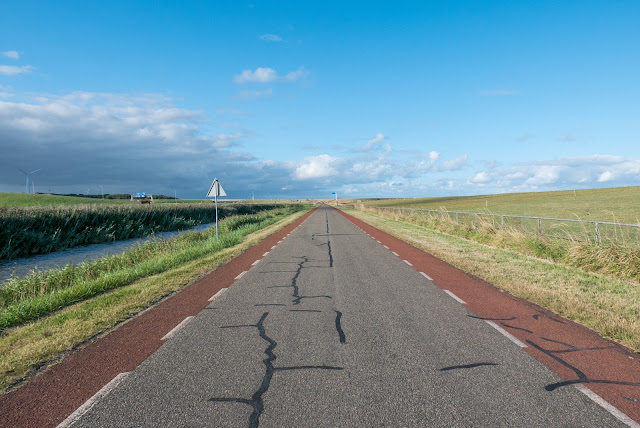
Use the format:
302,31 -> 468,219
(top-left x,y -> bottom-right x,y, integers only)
68,205 -> 624,427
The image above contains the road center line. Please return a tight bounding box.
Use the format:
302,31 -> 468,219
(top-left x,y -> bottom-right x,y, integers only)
443,290 -> 467,304
161,316 -> 195,341
235,271 -> 247,280
574,384 -> 640,427
420,272 -> 433,281
208,288 -> 228,302
56,372 -> 131,428
485,321 -> 527,348
403,260 -> 413,266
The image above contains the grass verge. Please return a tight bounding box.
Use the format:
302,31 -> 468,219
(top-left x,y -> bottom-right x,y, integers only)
354,205 -> 640,281
342,207 -> 640,353
0,207 -> 309,393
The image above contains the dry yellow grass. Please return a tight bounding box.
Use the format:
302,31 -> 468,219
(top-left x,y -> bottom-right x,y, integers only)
343,207 -> 640,353
0,210 -> 307,393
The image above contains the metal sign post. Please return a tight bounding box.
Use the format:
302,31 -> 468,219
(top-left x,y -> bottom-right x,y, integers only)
332,192 -> 337,205
206,178 -> 227,239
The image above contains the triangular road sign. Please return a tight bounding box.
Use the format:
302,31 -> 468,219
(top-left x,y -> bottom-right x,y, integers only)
206,178 -> 227,197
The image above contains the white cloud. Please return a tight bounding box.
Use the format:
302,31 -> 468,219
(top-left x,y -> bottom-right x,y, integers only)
293,155 -> 339,180
352,133 -> 386,152
234,67 -> 277,84
429,151 -> 440,162
435,154 -> 468,171
284,68 -> 308,81
470,171 -> 490,183
260,34 -> 282,42
1,51 -> 19,59
524,165 -> 562,185
598,171 -> 614,182
0,65 -> 33,76
0,92 -> 267,197
449,155 -> 640,193
233,67 -> 308,84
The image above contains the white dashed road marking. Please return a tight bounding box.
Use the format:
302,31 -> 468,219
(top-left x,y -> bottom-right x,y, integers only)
403,260 -> 413,266
443,290 -> 466,305
208,288 -> 227,302
263,252 -> 270,256
392,251 -> 399,256
161,316 -> 195,341
574,384 -> 640,427
251,260 -> 260,266
420,272 -> 433,281
485,321 -> 527,348
235,271 -> 247,280
57,372 -> 131,428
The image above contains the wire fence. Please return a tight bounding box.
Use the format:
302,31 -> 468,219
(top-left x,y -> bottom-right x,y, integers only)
346,205 -> 640,246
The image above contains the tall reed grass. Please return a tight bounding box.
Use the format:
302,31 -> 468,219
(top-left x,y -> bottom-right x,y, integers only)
0,203 -> 282,261
0,205 -> 305,331
355,205 -> 640,281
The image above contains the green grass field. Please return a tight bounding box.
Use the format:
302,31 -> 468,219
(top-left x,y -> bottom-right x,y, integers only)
0,193 -> 313,207
358,186 -> 640,224
0,193 -> 133,207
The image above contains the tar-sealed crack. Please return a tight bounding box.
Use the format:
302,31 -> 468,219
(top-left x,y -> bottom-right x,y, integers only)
334,309 -> 346,344
526,337 -> 640,391
327,240 -> 333,267
472,313 -> 640,394
211,312 -> 343,427
288,256 -> 331,305
440,362 -> 498,371
325,211 -> 329,233
468,315 -> 517,321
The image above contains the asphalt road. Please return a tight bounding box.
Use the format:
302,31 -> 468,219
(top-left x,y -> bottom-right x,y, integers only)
72,205 -> 623,427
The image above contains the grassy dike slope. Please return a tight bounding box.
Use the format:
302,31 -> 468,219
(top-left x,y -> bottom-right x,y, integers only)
342,207 -> 640,353
0,207 -> 309,393
360,185 -> 640,224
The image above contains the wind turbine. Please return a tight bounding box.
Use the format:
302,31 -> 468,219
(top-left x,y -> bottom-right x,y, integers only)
18,168 -> 41,194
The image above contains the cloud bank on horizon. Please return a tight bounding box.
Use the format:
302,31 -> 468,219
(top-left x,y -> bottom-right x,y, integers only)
1,91 -> 638,198
1,2 -> 639,199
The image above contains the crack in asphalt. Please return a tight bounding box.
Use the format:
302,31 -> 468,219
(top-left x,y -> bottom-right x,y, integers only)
289,256 -> 332,305
440,362 -> 498,371
468,315 -> 517,321
334,309 -> 346,344
211,312 -> 343,427
500,322 -> 533,334
467,313 -> 638,395
326,211 -> 329,234
525,338 -> 640,391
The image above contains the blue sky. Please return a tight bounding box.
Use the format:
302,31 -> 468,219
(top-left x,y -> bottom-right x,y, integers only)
1,1 -> 639,199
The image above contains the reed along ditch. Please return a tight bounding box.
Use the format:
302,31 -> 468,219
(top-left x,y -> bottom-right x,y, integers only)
0,221 -> 216,283
0,205 -> 308,331
0,203 -> 283,262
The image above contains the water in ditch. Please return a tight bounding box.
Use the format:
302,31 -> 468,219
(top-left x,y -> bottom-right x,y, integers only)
0,222 -> 216,283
